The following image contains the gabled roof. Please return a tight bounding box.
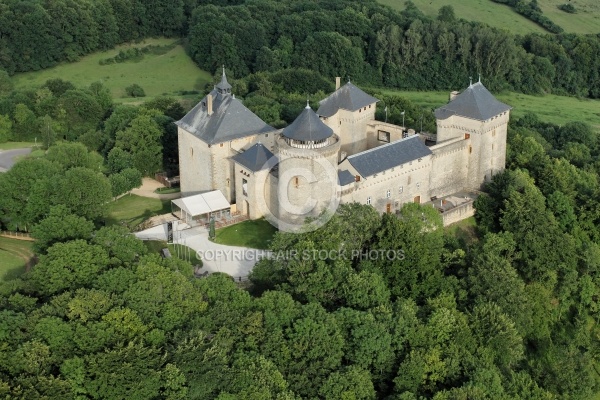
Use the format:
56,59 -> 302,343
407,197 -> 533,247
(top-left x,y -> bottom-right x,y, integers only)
317,81 -> 379,117
348,135 -> 432,178
283,104 -> 333,142
231,143 -> 277,172
435,82 -> 511,121
338,169 -> 355,186
176,89 -> 274,145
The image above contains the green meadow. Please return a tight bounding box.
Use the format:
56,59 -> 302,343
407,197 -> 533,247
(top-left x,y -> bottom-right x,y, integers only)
13,38 -> 212,103
379,0 -> 600,35
376,88 -> 600,131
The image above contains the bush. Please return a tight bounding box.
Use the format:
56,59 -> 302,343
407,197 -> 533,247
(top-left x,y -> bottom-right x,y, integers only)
558,3 -> 576,13
125,84 -> 146,98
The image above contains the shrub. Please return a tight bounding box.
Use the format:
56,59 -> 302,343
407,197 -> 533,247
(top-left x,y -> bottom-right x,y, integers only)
558,3 -> 576,13
125,84 -> 146,98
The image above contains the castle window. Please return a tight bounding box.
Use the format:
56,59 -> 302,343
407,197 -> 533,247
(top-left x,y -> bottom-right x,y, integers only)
242,179 -> 248,196
469,145 -> 472,154
492,129 -> 496,137
465,133 -> 470,140
265,134 -> 269,138
355,175 -> 361,182
378,130 -> 390,143
418,158 -> 422,162
190,148 -> 193,156
386,190 -> 391,198
294,176 -> 299,187
367,197 -> 371,205
220,143 -> 224,147
399,186 -> 403,194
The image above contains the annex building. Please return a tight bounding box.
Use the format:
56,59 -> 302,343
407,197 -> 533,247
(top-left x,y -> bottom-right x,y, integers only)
176,70 -> 511,230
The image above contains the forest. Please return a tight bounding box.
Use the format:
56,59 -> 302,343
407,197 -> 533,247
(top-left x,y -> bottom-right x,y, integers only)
0,0 -> 599,98
1,0 -> 600,398
1,105 -> 600,398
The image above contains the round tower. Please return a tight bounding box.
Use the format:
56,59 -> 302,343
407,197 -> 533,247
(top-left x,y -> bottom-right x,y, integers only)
274,103 -> 341,232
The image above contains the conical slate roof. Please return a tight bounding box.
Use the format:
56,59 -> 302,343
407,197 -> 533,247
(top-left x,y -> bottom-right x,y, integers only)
231,143 -> 277,172
317,81 -> 379,117
435,82 -> 511,121
283,104 -> 333,142
216,67 -> 232,92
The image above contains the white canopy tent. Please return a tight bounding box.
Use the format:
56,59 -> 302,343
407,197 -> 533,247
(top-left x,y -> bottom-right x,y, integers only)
172,190 -> 231,225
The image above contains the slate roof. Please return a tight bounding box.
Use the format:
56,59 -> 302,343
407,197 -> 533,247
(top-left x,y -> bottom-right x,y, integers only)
176,71 -> 274,145
283,105 -> 333,142
348,135 -> 432,178
317,82 -> 379,117
231,143 -> 277,172
435,82 -> 511,121
338,169 -> 355,186
216,68 -> 232,92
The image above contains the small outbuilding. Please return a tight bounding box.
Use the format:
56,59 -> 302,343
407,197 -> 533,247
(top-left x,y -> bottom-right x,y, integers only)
171,190 -> 231,226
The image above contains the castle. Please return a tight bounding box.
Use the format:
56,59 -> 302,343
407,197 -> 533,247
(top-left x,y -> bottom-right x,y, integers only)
176,70 -> 511,231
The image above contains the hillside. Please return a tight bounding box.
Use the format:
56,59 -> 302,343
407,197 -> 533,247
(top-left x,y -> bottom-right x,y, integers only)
379,0 -> 600,34
12,38 -> 211,104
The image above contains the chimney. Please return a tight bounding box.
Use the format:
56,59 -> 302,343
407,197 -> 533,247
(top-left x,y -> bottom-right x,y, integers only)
335,77 -> 341,90
450,91 -> 459,101
207,94 -> 213,116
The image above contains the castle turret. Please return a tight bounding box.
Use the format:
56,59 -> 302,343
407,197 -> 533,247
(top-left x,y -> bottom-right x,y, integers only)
274,103 -> 341,232
317,80 -> 378,156
434,81 -> 511,189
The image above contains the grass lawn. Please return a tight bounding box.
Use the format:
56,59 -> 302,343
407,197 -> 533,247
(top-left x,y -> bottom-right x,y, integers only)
106,194 -> 171,230
213,218 -> 277,250
378,0 -> 600,34
445,216 -> 478,244
154,187 -> 181,194
0,237 -> 34,282
12,38 -> 212,103
375,88 -> 600,132
143,240 -> 202,266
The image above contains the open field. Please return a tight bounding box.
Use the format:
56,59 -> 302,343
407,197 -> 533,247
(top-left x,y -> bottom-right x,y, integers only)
0,236 -> 34,282
213,219 -> 277,250
13,38 -> 212,103
376,88 -> 600,131
378,0 -> 600,34
106,194 -> 171,229
538,0 -> 600,34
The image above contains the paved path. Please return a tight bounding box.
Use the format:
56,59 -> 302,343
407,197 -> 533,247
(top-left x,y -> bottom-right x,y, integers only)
131,177 -> 181,200
135,222 -> 269,279
0,148 -> 32,172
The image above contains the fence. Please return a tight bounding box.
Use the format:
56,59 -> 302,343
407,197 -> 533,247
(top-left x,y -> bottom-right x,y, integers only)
0,231 -> 34,241
155,172 -> 180,188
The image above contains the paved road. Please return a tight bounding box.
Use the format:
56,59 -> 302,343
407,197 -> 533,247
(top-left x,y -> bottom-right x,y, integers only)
0,148 -> 32,172
135,222 -> 269,279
